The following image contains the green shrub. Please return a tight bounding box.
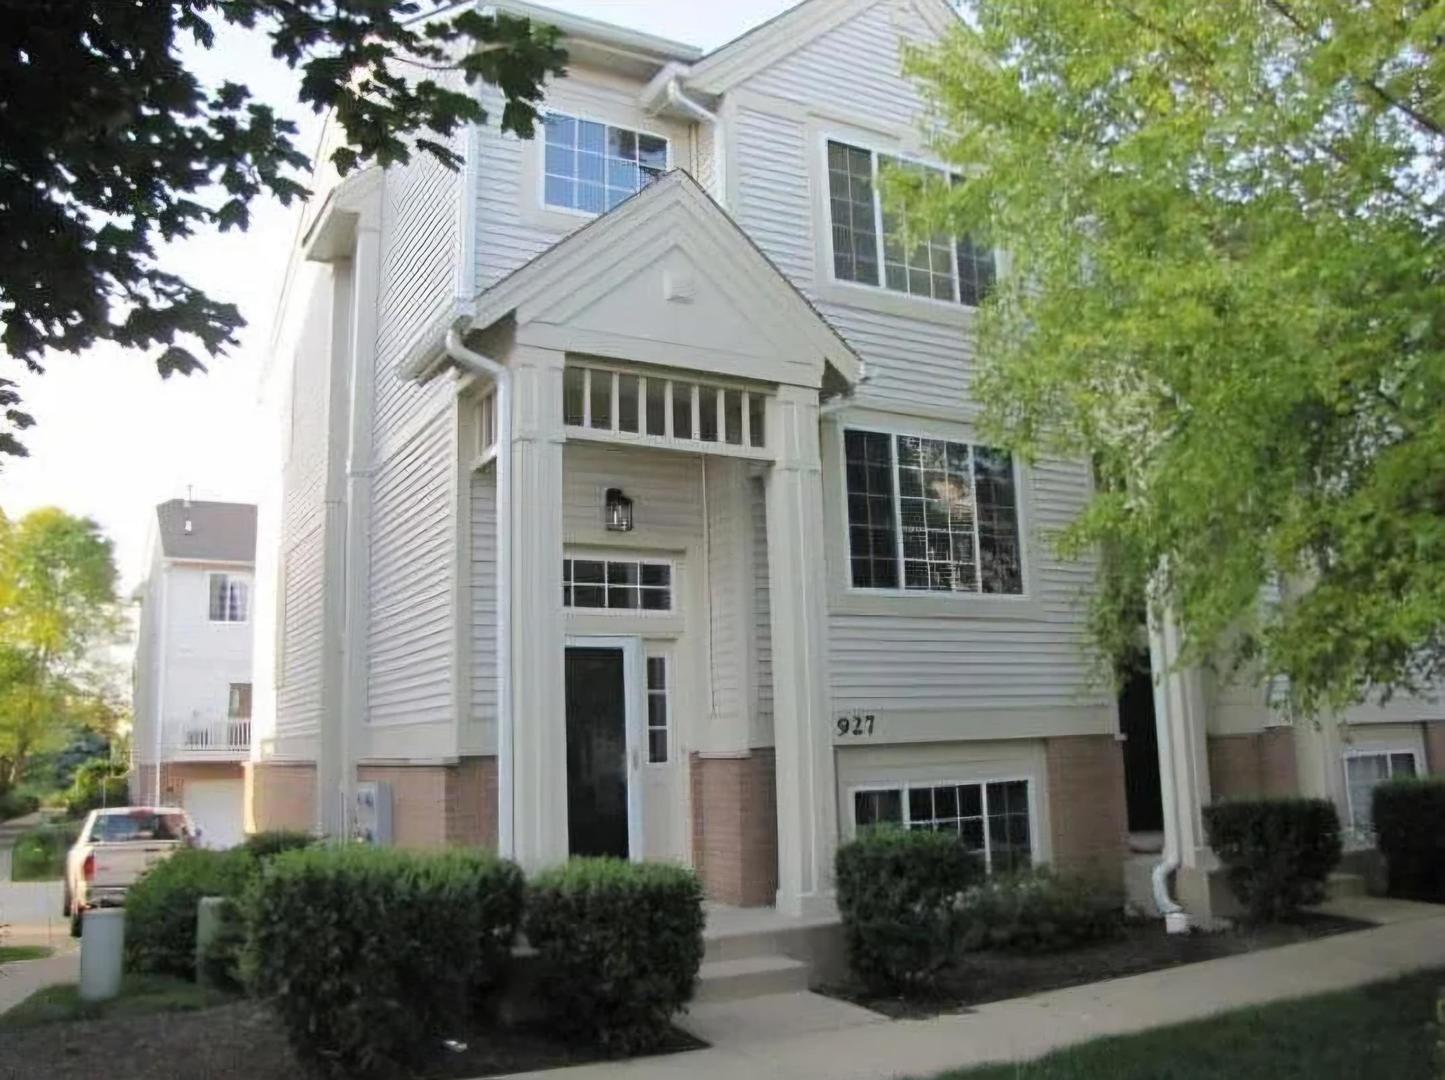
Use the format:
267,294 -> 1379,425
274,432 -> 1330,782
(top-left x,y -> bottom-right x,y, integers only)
241,830 -> 314,859
64,760 -> 129,817
835,827 -> 984,993
955,868 -> 1124,953
245,845 -> 524,1076
11,823 -> 78,882
0,789 -> 39,822
124,848 -> 256,981
1372,778 -> 1445,902
525,858 -> 704,1056
1203,797 -> 1341,922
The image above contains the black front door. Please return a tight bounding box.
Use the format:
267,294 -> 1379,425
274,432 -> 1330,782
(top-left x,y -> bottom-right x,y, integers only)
565,647 -> 629,858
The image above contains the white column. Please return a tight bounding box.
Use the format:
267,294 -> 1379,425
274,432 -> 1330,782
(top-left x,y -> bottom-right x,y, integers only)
1148,606 -> 1216,924
764,385 -> 838,916
506,343 -> 569,871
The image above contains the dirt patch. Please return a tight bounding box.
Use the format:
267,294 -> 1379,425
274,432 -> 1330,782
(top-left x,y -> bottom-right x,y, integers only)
823,912 -> 1373,1019
0,999 -> 705,1080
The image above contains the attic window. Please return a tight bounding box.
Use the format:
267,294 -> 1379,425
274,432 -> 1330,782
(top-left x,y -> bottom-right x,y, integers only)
544,113 -> 668,214
562,363 -> 766,453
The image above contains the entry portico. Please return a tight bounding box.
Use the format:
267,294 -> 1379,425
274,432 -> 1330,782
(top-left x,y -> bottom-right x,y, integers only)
407,171 -> 861,915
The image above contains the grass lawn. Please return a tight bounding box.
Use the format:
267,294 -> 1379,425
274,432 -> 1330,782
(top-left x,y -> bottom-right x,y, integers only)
0,944 -> 54,962
10,821 -> 79,881
927,968 -> 1445,1079
0,974 -> 234,1029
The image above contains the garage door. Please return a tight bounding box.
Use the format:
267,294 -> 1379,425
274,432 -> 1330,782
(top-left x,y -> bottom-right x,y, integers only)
183,779 -> 245,850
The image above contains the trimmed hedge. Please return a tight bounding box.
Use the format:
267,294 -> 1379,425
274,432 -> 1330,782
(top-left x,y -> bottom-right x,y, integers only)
1203,797 -> 1341,922
956,868 -> 1124,953
241,830 -> 314,859
124,848 -> 256,980
525,858 -> 704,1056
1372,777 -> 1445,902
245,845 -> 524,1075
835,827 -> 983,993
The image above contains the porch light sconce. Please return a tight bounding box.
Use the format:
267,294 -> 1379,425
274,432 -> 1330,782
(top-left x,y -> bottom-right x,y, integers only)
604,487 -> 634,532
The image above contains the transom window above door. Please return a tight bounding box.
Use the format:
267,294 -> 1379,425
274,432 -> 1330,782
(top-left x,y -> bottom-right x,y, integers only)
544,113 -> 668,214
563,558 -> 672,611
826,140 -> 996,307
844,429 -> 1023,595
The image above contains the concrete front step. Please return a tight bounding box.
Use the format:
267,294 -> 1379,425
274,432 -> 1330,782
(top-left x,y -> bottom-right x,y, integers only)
694,954 -> 811,1003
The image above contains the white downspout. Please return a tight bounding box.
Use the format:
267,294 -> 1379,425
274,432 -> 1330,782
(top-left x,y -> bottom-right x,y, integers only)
152,568 -> 169,805
444,326 -> 514,858
1147,602 -> 1191,934
666,79 -> 726,208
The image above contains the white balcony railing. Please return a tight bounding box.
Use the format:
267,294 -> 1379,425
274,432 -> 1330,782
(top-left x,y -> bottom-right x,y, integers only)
172,718 -> 251,755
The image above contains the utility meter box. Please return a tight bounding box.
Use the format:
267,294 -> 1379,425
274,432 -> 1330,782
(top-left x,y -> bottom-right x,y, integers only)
353,780 -> 393,846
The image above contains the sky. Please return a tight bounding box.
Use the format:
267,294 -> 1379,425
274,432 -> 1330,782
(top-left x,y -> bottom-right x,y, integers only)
0,0 -> 797,596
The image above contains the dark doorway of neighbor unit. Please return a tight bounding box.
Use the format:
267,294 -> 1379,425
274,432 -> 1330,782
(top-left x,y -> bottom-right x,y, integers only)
565,646 -> 629,858
1119,662 -> 1164,833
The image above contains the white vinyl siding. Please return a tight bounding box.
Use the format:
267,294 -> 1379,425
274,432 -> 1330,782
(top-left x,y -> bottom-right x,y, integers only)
367,411 -> 455,727
470,469 -> 498,728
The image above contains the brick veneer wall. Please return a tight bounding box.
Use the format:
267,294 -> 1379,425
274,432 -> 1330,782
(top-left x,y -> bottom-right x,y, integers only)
1044,735 -> 1128,879
689,750 -> 778,906
244,761 -> 317,834
355,757 -> 497,850
1208,729 -> 1299,800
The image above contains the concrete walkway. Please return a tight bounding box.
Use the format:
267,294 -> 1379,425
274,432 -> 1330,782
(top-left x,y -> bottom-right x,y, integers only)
0,811 -> 79,1014
499,897 -> 1445,1080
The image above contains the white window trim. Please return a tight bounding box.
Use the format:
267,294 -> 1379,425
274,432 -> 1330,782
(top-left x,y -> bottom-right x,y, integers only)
562,553 -> 676,615
839,423 -> 1030,601
847,775 -> 1039,873
538,109 -> 673,220
1342,746 -> 1423,836
207,572 -> 250,624
818,131 -> 997,313
644,650 -> 671,767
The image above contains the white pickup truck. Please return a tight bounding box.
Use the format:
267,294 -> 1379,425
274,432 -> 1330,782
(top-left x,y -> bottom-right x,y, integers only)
63,806 -> 198,935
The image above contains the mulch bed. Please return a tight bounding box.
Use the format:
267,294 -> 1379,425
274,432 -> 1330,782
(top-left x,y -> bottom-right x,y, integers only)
0,1000 -> 705,1080
824,912 -> 1373,1019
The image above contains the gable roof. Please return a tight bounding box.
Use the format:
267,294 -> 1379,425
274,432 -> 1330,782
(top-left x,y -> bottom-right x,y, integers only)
685,0 -> 961,96
155,500 -> 256,563
412,169 -> 861,388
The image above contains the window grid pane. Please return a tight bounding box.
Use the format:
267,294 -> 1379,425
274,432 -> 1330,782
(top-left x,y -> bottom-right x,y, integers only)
646,656 -> 668,763
897,435 -> 979,594
844,430 -> 900,589
880,157 -> 957,302
827,141 -> 880,285
889,779 -> 1032,874
562,559 -> 672,611
544,112 -> 667,214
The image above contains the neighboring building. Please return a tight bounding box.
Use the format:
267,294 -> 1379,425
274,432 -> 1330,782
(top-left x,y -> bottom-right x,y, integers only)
250,0 -> 1443,923
131,499 -> 256,849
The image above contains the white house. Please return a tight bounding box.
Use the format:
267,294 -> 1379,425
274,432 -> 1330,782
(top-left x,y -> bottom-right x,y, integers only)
131,499 -> 256,850
250,0 -> 1444,926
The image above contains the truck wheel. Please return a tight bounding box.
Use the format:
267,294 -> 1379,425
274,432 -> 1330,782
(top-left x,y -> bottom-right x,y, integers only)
70,908 -> 83,938
62,889 -> 71,917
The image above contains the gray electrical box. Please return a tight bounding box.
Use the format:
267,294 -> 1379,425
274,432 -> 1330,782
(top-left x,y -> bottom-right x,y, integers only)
353,780 -> 393,846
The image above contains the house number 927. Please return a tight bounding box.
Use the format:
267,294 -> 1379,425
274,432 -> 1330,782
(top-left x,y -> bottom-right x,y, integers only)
836,714 -> 876,737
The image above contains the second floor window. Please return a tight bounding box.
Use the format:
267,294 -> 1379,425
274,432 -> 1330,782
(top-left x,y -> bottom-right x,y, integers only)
844,429 -> 1023,595
208,573 -> 249,623
826,140 -> 996,307
228,683 -> 252,720
544,113 -> 667,215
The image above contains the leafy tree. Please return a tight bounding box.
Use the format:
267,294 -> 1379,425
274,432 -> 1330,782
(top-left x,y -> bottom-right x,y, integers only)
902,2 -> 1444,715
0,508 -> 121,792
0,1 -> 567,456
